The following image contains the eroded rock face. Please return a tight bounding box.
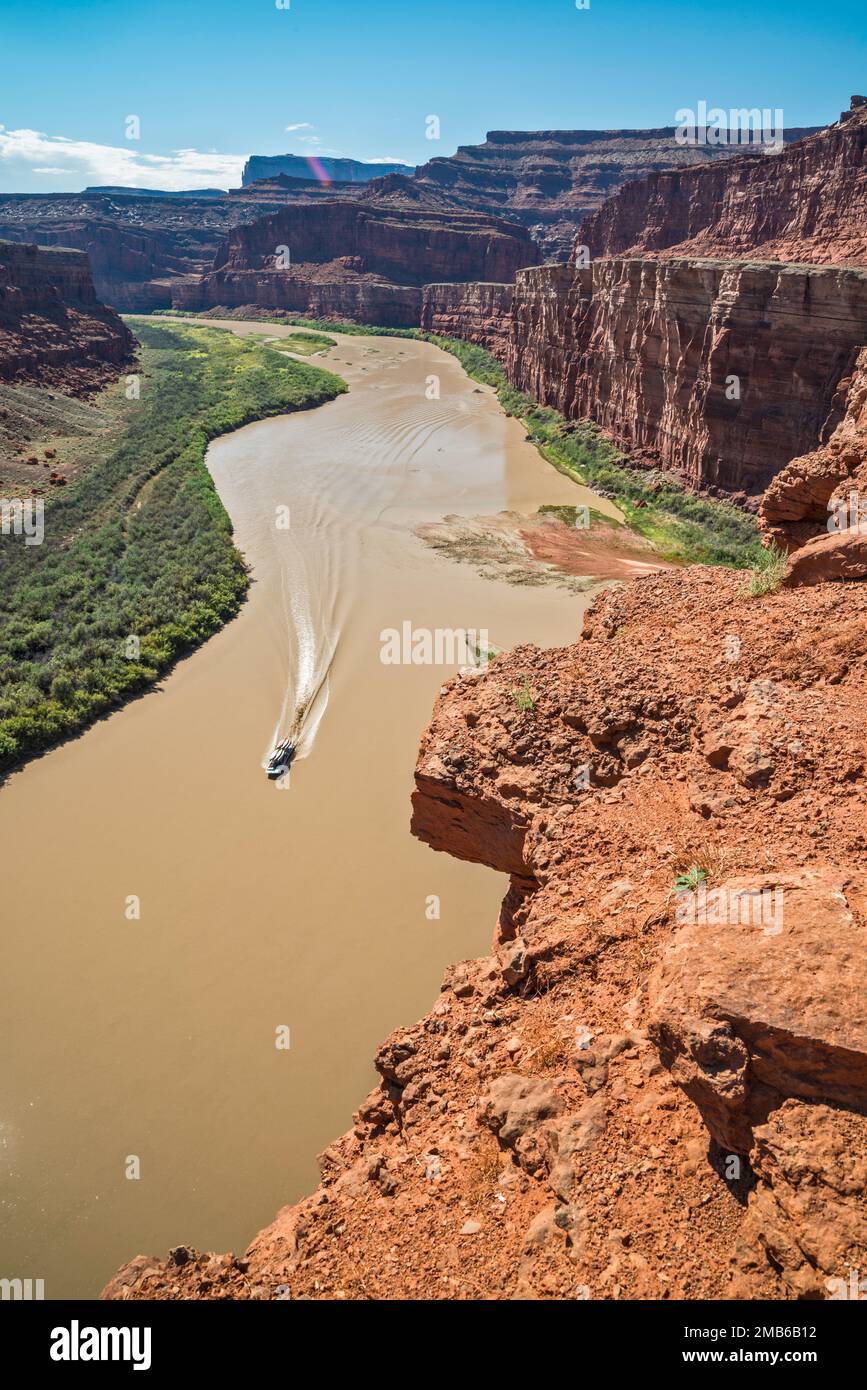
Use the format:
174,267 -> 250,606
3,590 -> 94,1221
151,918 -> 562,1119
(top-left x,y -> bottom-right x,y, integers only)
420,281 -> 514,356
0,192 -> 277,311
759,348 -> 867,579
506,259 -> 867,498
648,870 -> 867,1154
242,155 -> 414,186
0,239 -> 135,392
412,126 -> 819,261
102,569 -> 867,1301
172,201 -> 539,321
581,98 -> 867,266
732,1099 -> 867,1299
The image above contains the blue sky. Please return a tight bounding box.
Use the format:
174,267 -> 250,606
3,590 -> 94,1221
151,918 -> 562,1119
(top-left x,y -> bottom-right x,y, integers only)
1,0 -> 864,192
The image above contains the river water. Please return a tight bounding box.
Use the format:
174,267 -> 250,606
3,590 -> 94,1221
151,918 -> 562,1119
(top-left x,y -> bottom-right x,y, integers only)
0,326 -> 609,1297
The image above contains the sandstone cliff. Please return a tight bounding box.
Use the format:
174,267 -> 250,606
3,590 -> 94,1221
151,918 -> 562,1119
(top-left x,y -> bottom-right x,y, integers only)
103,565 -> 867,1302
420,281 -> 515,355
174,201 -> 540,321
581,98 -> 867,267
508,259 -> 867,498
0,239 -> 135,391
758,347 -> 867,584
0,191 -> 279,311
413,125 -> 821,260
242,154 -> 415,186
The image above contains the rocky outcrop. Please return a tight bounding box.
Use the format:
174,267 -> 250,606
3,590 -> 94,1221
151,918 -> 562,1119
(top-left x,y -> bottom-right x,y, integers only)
175,201 -> 539,322
505,258 -> 867,498
759,348 -> 867,578
102,566 -> 867,1301
581,98 -> 867,267
0,239 -> 135,391
648,868 -> 867,1155
420,281 -> 514,355
413,125 -> 820,260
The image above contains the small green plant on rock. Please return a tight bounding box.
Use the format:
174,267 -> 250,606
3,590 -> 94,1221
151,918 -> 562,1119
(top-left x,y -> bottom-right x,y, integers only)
674,865 -> 708,892
745,542 -> 788,597
510,676 -> 536,712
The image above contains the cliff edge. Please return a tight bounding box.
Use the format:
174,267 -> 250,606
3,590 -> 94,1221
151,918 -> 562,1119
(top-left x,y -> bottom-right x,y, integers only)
103,554 -> 867,1301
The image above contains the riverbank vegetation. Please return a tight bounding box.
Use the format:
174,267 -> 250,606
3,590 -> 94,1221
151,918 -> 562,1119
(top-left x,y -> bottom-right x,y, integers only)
0,321 -> 346,773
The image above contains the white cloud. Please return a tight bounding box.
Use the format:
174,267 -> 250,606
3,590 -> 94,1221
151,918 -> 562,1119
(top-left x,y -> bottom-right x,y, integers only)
366,156 -> 411,165
284,122 -> 314,133
0,128 -> 247,190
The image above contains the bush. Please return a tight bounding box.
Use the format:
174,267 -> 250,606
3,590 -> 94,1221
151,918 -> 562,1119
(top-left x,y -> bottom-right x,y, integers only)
745,542 -> 788,596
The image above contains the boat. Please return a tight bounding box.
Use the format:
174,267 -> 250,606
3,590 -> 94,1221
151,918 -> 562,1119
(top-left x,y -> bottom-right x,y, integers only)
266,739 -> 296,779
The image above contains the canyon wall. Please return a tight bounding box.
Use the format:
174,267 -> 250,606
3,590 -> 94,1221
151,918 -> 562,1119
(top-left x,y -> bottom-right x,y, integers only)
758,347 -> 867,583
420,281 -> 514,355
0,192 -> 277,311
173,202 -> 539,321
242,154 -> 414,185
0,239 -> 135,391
412,124 -> 821,260
506,258 -> 867,498
581,97 -> 867,266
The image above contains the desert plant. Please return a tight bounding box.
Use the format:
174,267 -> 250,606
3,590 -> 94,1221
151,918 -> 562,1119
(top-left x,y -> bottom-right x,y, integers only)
745,542 -> 788,597
674,865 -> 708,892
510,676 -> 535,712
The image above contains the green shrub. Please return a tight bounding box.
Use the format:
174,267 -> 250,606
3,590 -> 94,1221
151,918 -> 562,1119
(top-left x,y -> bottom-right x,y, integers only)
745,542 -> 788,597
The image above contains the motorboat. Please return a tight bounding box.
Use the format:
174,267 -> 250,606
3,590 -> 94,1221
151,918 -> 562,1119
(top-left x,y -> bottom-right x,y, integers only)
267,739 -> 296,779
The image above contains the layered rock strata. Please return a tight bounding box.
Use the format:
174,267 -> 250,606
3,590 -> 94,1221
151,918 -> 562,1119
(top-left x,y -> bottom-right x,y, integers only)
419,281 -> 514,355
172,202 -> 539,321
581,98 -> 867,267
413,125 -> 820,260
103,567 -> 867,1301
758,347 -> 867,581
0,239 -> 135,391
424,259 -> 867,499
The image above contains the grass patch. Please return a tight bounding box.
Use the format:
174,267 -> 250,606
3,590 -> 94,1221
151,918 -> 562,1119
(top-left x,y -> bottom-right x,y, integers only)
744,541 -> 788,596
0,321 -> 346,773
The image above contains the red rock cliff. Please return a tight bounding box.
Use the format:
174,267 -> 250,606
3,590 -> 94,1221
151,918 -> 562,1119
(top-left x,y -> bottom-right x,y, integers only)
505,258 -> 867,498
420,281 -> 515,355
0,239 -> 135,391
173,201 -> 539,322
581,98 -> 867,266
412,124 -> 820,260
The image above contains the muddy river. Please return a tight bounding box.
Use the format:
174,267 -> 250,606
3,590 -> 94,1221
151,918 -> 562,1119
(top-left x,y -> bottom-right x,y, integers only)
0,326 -> 613,1297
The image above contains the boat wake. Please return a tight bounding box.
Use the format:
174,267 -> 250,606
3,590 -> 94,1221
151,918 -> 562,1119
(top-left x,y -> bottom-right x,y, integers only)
261,522 -> 347,782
